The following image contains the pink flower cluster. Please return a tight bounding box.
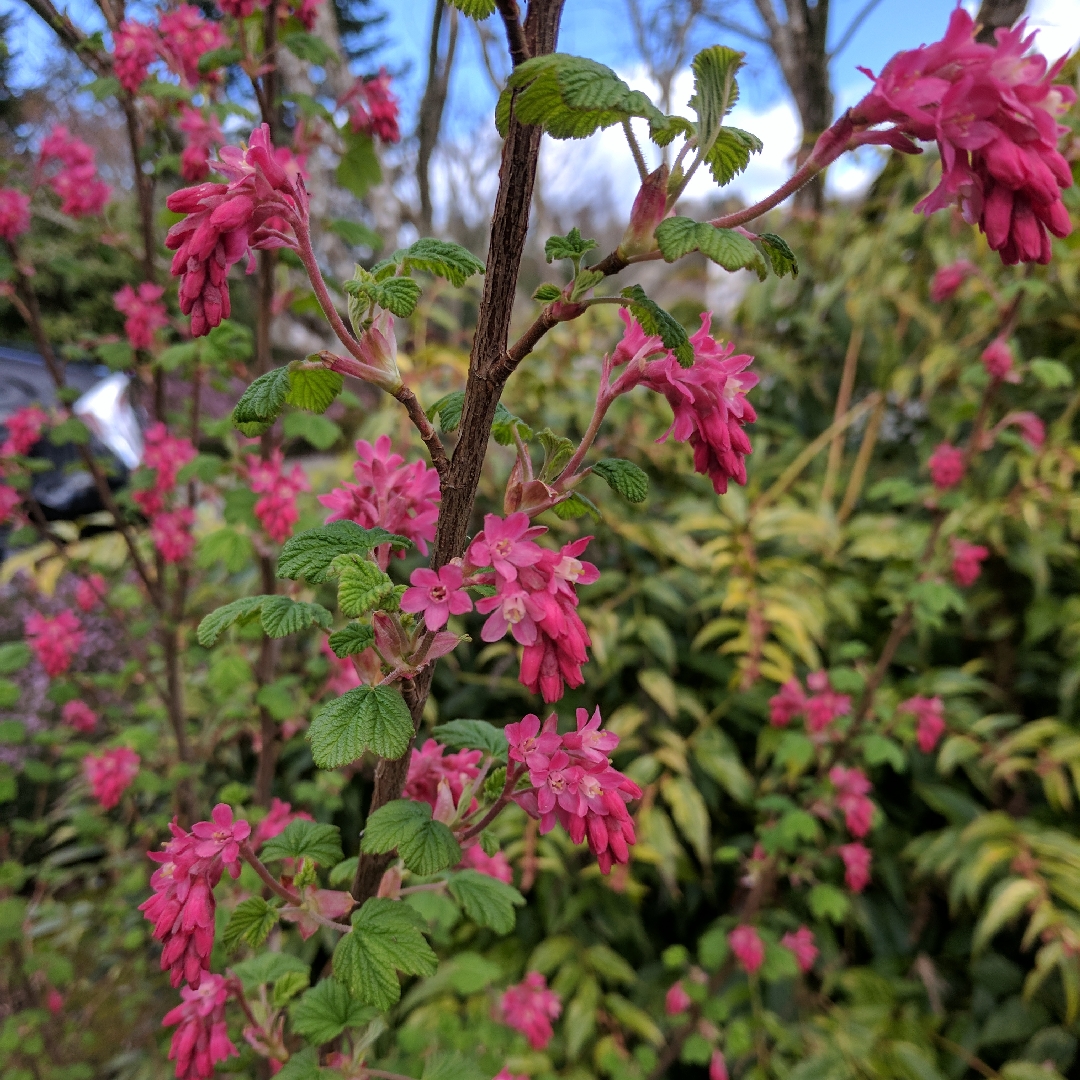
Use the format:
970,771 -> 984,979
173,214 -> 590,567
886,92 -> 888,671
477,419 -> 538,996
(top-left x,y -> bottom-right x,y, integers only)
253,797 -> 312,847
158,6 -> 228,87
140,804 -> 250,989
135,422 -> 198,563
248,450 -> 309,543
467,513 -> 598,702
0,187 -> 30,242
74,573 -> 107,612
83,746 -> 139,809
951,538 -> 989,587
178,106 -> 224,183
508,708 -> 641,874
38,125 -> 110,218
401,563 -> 473,631
62,699 -> 97,733
781,925 -> 818,972
161,974 -> 239,1080
498,972 -> 562,1050
25,609 -> 84,677
929,259 -> 975,302
839,841 -> 872,893
404,738 -> 482,809
113,19 -> 159,94
729,924 -> 765,974
981,338 -> 1018,382
460,844 -> 514,883
114,283 -> 169,351
320,435 -> 440,568
928,443 -> 965,489
339,69 -> 401,144
829,765 -> 874,837
1001,410 -> 1046,450
899,694 -> 946,753
609,309 -> 758,495
2,404 -> 48,457
167,124 -> 303,337
853,8 -> 1074,265
0,484 -> 19,525
768,670 -> 851,734
665,980 -> 692,1014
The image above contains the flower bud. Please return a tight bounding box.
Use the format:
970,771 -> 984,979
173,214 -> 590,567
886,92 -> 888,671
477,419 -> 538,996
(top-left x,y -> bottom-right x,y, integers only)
929,259 -> 975,303
357,310 -> 403,392
617,164 -> 669,259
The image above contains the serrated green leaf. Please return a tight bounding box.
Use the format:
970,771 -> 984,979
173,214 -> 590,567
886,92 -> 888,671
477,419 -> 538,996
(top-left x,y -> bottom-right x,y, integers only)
333,898 -> 438,1011
492,402 -> 533,446
448,0 -> 496,17
231,952 -> 310,989
423,1052 -> 486,1080
275,1047 -> 321,1080
973,877 -> 1041,952
233,367 -> 291,435
223,897 -> 280,950
290,976 -> 375,1044
309,685 -> 414,767
375,276 -> 423,318
282,30 -> 337,65
620,284 -> 694,367
569,267 -> 605,302
690,46 -> 744,150
278,522 -> 411,584
808,883 -> 850,923
758,232 -> 798,278
538,429 -> 576,481
259,597 -> 334,639
397,238 -> 485,287
649,112 -> 696,147
329,856 -> 359,887
329,623 -> 376,658
197,46 -> 241,75
283,411 -> 342,450
447,870 -> 524,934
434,719 -> 509,759
337,557 -> 397,617
361,799 -> 461,876
260,820 -> 344,866
654,218 -> 766,280
1030,357 -> 1073,388
554,492 -> 602,521
533,283 -> 564,302
592,458 -> 648,503
272,969 -> 310,1008
427,391 -> 465,434
286,364 -> 343,413
197,596 -> 270,647
545,227 -> 598,264
704,126 -> 762,187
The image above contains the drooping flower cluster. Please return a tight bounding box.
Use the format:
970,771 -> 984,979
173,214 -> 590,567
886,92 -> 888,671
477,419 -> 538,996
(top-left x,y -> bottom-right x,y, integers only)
113,19 -> 159,94
114,282 -> 169,351
951,538 -> 989,587
160,974 -> 239,1080
981,337 -> 1018,382
0,483 -> 19,526
665,980 -> 692,1015
0,187 -> 30,242
339,69 -> 401,143
729,924 -> 765,974
38,125 -> 111,218
1001,410 -> 1046,450
166,124 -> 304,337
74,573 -> 107,612
320,435 -> 440,568
1,404 -> 48,457
899,694 -> 947,753
839,841 -> 872,893
25,609 -> 84,677
140,804 -> 250,989
247,450 -> 309,544
467,513 -> 598,702
508,708 -> 641,874
404,738 -> 482,809
134,422 -> 198,562
497,972 -> 562,1050
852,8 -> 1075,265
158,5 -> 228,87
460,843 -> 514,883
62,699 -> 97,733
781,926 -> 818,972
83,747 -> 140,809
829,765 -> 875,838
768,670 -> 851,734
609,310 -> 758,495
928,442 -> 965,489
177,106 -> 224,183
929,259 -> 975,302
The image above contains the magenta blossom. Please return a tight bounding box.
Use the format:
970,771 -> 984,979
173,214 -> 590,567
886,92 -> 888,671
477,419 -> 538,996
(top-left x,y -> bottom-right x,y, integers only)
62,699 -> 97,733
504,712 -> 561,769
2,404 -> 48,457
839,842 -> 872,893
729,924 -> 765,974
190,803 -> 251,871
404,739 -> 482,809
782,926 -> 819,972
951,538 -> 989,587
1003,410 -> 1045,450
466,512 -> 545,581
112,19 -> 158,94
769,678 -> 807,727
561,706 -> 619,764
0,484 -> 18,525
74,573 -> 107,612
459,844 -> 514,883
339,68 -> 401,143
0,188 -> 30,243
401,563 -> 473,631
253,797 -> 313,847
928,443 -> 965,489
25,609 -> 84,677
161,974 -> 239,1080
498,972 -> 562,1050
929,259 -> 976,302
829,765 -> 874,838
114,282 -> 169,351
39,125 -> 110,217
899,695 -> 947,753
83,747 -> 140,809
665,980 -> 692,1015
981,337 -> 1017,381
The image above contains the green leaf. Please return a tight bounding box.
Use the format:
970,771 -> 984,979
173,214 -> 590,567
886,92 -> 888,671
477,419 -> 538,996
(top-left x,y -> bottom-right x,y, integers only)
973,877 -> 1041,952
197,46 -> 242,75
337,557 -> 397,617
427,391 -> 465,434
0,643 -> 31,676
703,126 -> 762,187
278,521 -> 412,583
97,340 -> 134,369
223,897 -> 280,950
290,977 -> 376,1044
260,820 -> 344,867
689,46 -> 745,150
257,679 -> 297,721
309,685 -> 414,767
337,130 -> 382,199
533,283 -> 564,302
861,733 -> 906,773
422,1052 -> 486,1080
273,970 -> 310,1008
329,623 -> 376,658
361,799 -> 461,876
275,1048 -> 322,1080
654,218 -> 766,280
492,401 -> 533,446
808,883 -> 849,923
286,364 -> 343,413
86,76 -> 121,101
0,681 -> 19,709
329,857 -> 358,887
328,218 -> 383,250
376,276 -> 423,318
1030,357 -> 1073,388
545,227 -> 598,264
538,429 -> 576,481
434,719 -> 508,760
233,367 -> 291,436
569,267 -> 605,302
554,492 -> 601,521
758,232 -> 798,278
396,238 -> 485,287
333,898 -> 438,1011
591,458 -> 648,503
283,411 -> 342,450
619,284 -> 694,367
232,952 -> 310,989
196,529 -> 254,574
48,418 -> 89,446
448,0 -> 496,19
282,31 -> 337,65
259,597 -> 334,639
447,870 -> 525,934
197,596 -> 270,647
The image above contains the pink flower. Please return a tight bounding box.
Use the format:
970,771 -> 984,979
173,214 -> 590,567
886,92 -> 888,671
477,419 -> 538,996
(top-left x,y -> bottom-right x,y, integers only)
899,695 -> 947,753
178,106 -> 224,183
114,282 -> 169,351
769,678 -> 807,727
829,765 -> 875,838
781,926 -> 818,972
0,484 -> 20,525
494,1071 -> 528,1080
320,638 -> 362,696
805,672 -> 851,734
729,924 -> 765,974
710,1050 -> 729,1080
460,844 -> 513,883
505,712 -> 562,769
1003,410 -> 1046,450
0,188 -> 30,242
151,508 -> 196,563
161,974 -> 239,1080
951,538 -> 989,587
665,980 -> 692,1015
74,573 -> 107,612
2,405 -> 48,456
83,747 -> 140,809
62,699 -> 97,733
404,739 -> 482,809
561,706 -> 619,764
839,842 -> 872,893
611,311 -> 758,495
46,987 -> 64,1014
929,259 -> 976,302
253,798 -> 313,847
38,125 -> 110,217
248,450 -> 309,543
928,443 -> 965,489
980,338 -> 1015,381
191,803 -> 251,870
113,20 -> 159,95
218,0 -> 261,16
25,609 -> 84,677
158,5 -> 228,86
498,972 -> 562,1050
338,68 -> 401,143
401,563 -> 473,631
467,512 -> 545,582
141,422 -> 197,491
319,435 -> 440,566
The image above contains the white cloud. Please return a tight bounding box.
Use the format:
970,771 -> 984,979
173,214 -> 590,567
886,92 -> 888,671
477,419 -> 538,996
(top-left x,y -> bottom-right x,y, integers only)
1028,0 -> 1080,55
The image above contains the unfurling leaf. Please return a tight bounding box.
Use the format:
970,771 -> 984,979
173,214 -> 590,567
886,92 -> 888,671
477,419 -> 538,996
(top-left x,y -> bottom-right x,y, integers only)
277,521 -> 412,584
308,685 -> 414,767
447,870 -> 525,934
447,0 -> 496,17
260,820 -> 344,867
491,402 -> 533,446
538,429 -> 576,481
689,46 -> 745,150
592,458 -> 648,503
758,232 -> 799,278
395,238 -> 485,287
533,283 -> 565,303
259,597 -> 335,639
433,719 -> 509,759
654,218 -> 767,280
329,622 -> 376,658
545,227 -> 598,264
336,556 -> 397,617
222,897 -> 280,950
704,126 -> 763,186
619,284 -> 694,367
427,391 -> 465,433
554,492 -> 602,521
361,799 -> 461,875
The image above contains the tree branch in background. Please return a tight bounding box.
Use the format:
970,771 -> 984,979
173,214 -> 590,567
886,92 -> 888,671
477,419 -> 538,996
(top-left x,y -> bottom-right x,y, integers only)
975,0 -> 1028,44
417,0 -> 459,236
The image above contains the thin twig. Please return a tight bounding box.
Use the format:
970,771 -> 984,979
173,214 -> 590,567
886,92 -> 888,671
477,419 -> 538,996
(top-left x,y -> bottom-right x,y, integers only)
622,119 -> 648,180
495,0 -> 530,66
240,841 -> 301,904
821,324 -> 864,505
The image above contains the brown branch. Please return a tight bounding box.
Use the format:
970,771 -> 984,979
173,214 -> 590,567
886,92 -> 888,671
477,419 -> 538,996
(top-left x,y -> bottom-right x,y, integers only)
821,323 -> 863,505
23,0 -> 111,78
240,841 -> 301,903
495,0 -> 530,66
393,385 -> 449,480
837,395 -> 884,522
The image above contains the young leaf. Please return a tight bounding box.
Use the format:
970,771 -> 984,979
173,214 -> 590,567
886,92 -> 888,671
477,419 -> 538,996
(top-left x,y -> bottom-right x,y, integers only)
538,429 -> 576,481
492,402 -> 533,446
260,820 -> 344,866
397,238 -> 485,287
278,521 -> 412,584
705,126 -> 763,187
282,411 -> 342,451
329,856 -> 359,887
275,1048 -> 322,1080
337,130 -> 382,199
272,970 -> 310,1008
197,596 -> 270,647
222,897 -> 280,950
758,232 -> 799,278
195,529 -> 253,574
553,492 -> 602,521
281,31 -> 337,65
427,391 -> 465,434
197,46 -> 242,75
545,227 -> 598,264
376,276 -> 423,318
232,367 -> 291,436
286,364 -> 343,413
689,46 -> 745,150
289,977 -> 376,1044
328,218 -> 382,250
259,597 -> 334,639
569,268 -> 605,302
592,458 -> 649,503
328,622 -> 376,658
231,952 -> 310,989
619,284 -> 694,367
433,719 -> 508,760
337,557 -> 397,617
361,799 -> 462,876
654,219 -> 767,280
308,685 -> 414,767
447,870 -> 525,934
533,283 -> 564,303
333,898 -> 438,1011
448,0 -> 496,17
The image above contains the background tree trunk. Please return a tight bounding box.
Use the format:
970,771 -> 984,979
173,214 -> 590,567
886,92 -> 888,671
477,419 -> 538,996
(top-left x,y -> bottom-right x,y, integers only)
975,0 -> 1027,43
417,1 -> 459,236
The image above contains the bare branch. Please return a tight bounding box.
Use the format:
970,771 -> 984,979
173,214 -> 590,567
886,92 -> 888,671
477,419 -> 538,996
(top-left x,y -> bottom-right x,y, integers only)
496,0 -> 530,66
